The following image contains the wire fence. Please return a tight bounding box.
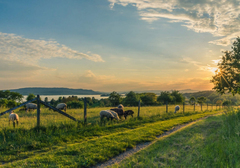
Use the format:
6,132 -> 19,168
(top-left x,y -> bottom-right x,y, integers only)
0,96 -> 231,130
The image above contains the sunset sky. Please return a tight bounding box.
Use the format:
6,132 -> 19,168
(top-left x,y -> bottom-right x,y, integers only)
0,0 -> 239,92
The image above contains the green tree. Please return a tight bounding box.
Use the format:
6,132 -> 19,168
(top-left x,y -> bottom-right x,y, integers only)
211,37 -> 240,95
58,97 -> 62,103
2,90 -> 11,99
62,96 -> 78,103
197,96 -> 207,105
26,93 -> 36,101
9,92 -> 23,102
109,91 -> 121,106
189,96 -> 196,105
6,100 -> 17,108
171,90 -> 184,103
92,97 -> 98,104
66,101 -> 84,109
140,93 -> 157,105
0,91 -> 5,98
157,91 -> 174,104
99,98 -> 111,107
50,98 -> 57,106
0,90 -> 23,102
222,100 -> 231,106
44,97 -> 48,103
0,99 -> 8,107
85,97 -> 93,106
216,100 -> 223,105
212,97 -> 224,104
123,91 -> 139,106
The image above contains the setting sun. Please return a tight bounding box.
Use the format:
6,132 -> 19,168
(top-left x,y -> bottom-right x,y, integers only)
210,67 -> 219,74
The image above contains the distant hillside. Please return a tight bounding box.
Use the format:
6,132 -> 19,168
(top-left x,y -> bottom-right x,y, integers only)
179,89 -> 199,93
119,89 -> 199,95
183,90 -> 240,105
183,91 -> 215,99
7,87 -> 104,95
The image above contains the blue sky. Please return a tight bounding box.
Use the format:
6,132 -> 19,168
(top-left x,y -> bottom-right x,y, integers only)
0,0 -> 239,92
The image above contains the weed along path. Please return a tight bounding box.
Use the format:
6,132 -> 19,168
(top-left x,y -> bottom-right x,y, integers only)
94,112 -> 224,168
2,110 -> 224,168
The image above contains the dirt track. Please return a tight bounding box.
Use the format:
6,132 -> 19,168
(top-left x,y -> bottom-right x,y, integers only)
94,113 -> 223,168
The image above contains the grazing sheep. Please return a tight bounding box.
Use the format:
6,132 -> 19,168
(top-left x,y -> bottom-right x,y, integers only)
100,110 -> 119,121
26,103 -> 37,112
56,103 -> 67,112
109,110 -> 120,120
110,108 -> 124,119
117,104 -> 124,109
9,111 -> 19,128
124,110 -> 134,119
174,105 -> 180,113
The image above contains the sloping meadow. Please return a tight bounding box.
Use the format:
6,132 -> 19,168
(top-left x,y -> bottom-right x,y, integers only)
0,108 -> 224,167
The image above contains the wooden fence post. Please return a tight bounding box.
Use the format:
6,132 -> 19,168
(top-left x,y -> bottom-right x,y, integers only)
166,101 -> 168,113
37,95 -> 40,127
138,100 -> 140,117
183,102 -> 185,113
84,97 -> 87,124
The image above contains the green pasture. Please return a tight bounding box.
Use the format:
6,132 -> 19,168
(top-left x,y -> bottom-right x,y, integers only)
112,109 -> 240,168
0,105 -> 226,167
0,104 -> 220,130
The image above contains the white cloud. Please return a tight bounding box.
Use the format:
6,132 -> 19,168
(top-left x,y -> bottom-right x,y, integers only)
0,32 -> 105,66
0,59 -> 50,78
212,59 -> 221,65
78,70 -> 115,83
182,57 -> 217,74
109,0 -> 240,46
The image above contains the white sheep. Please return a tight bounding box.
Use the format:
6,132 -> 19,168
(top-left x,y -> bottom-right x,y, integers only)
100,110 -> 120,121
9,111 -> 19,128
56,103 -> 67,112
26,103 -> 37,112
174,105 -> 180,113
109,110 -> 120,120
117,104 -> 124,109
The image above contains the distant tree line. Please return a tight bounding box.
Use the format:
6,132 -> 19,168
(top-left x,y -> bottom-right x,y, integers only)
47,96 -> 112,109
0,89 -> 238,110
108,90 -> 185,107
41,90 -> 185,108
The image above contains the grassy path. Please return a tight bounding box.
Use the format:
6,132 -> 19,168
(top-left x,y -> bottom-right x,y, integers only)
2,110 -> 224,168
95,113 -> 223,168
111,110 -> 240,168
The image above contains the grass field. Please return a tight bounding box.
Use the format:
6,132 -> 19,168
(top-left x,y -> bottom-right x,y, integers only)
111,108 -> 240,168
0,104 -> 226,167
0,104 -> 220,129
